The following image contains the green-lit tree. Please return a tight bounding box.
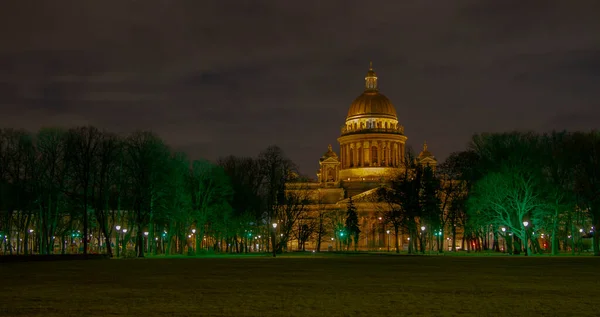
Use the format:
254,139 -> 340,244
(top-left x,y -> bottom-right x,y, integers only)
190,159 -> 233,253
159,152 -> 193,255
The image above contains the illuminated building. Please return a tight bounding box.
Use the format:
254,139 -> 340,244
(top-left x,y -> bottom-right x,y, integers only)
290,63 -> 442,251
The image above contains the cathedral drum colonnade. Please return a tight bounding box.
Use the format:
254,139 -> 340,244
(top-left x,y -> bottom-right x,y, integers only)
310,63 -> 437,251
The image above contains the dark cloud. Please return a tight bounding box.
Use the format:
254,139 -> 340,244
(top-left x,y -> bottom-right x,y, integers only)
1,0 -> 599,175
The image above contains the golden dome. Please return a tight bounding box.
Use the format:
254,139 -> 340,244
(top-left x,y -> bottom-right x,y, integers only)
346,62 -> 398,120
347,91 -> 397,120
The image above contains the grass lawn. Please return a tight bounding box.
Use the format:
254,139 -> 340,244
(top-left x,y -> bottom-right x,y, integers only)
1,254 -> 599,316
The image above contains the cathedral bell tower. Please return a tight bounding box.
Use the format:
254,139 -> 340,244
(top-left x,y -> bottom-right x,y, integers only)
317,144 -> 340,185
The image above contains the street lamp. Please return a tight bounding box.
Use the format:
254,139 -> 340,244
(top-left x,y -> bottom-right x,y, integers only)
115,225 -> 121,257
501,227 -> 507,252
28,229 -> 34,254
523,221 -> 529,256
386,230 -> 390,252
122,229 -> 128,255
420,226 -> 426,253
144,232 -> 149,253
272,223 -> 278,257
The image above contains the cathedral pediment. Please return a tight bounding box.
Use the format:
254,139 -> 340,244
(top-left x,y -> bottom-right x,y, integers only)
320,156 -> 340,164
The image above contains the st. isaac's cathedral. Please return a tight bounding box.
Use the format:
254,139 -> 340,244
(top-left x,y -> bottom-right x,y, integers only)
290,63 -> 438,251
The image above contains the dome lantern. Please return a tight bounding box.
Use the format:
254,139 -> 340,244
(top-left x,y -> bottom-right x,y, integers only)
365,61 -> 378,91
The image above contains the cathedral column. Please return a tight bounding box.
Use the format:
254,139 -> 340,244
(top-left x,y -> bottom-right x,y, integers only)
356,142 -> 365,167
341,144 -> 345,168
345,144 -> 349,168
364,141 -> 370,166
395,143 -> 400,167
388,141 -> 394,166
379,141 -> 383,166
354,142 -> 359,167
340,143 -> 344,168
391,143 -> 395,167
382,141 -> 387,166
345,144 -> 350,168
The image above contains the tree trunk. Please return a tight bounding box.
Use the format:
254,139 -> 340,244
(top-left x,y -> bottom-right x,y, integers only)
592,206 -> 600,256
83,188 -> 88,255
551,206 -> 559,256
394,225 -> 400,254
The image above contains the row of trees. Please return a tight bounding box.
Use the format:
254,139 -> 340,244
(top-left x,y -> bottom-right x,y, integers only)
0,126 -> 325,257
376,130 -> 600,256
2,126 -> 598,257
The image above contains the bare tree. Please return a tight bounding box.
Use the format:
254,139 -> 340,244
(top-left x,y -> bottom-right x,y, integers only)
274,187 -> 312,253
66,126 -> 104,255
0,129 -> 36,254
571,131 -> 600,256
313,191 -> 330,252
90,131 -> 122,257
33,128 -> 69,254
258,145 -> 296,257
125,131 -> 171,257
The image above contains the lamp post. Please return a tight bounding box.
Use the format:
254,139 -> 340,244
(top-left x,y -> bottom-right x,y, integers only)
272,223 -> 278,257
501,227 -> 506,253
420,226 -> 426,254
192,229 -> 196,253
386,230 -> 390,252
28,229 -> 34,254
144,232 -> 149,253
122,228 -> 128,255
591,227 -> 595,254
115,225 -> 121,257
522,221 -> 529,256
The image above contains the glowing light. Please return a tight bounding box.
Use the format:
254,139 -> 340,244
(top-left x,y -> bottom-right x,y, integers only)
116,225 -> 121,230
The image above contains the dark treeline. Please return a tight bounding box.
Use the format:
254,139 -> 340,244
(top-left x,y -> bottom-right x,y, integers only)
0,126 -> 312,257
378,130 -> 600,256
1,127 -> 599,257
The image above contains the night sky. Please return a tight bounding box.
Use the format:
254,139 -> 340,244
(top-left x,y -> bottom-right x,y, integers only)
1,1 -> 599,176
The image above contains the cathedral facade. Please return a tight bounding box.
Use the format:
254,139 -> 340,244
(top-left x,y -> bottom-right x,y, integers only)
291,63 -> 438,252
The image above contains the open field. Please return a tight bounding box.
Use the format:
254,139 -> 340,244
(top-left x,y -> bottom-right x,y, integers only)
1,254 -> 599,316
